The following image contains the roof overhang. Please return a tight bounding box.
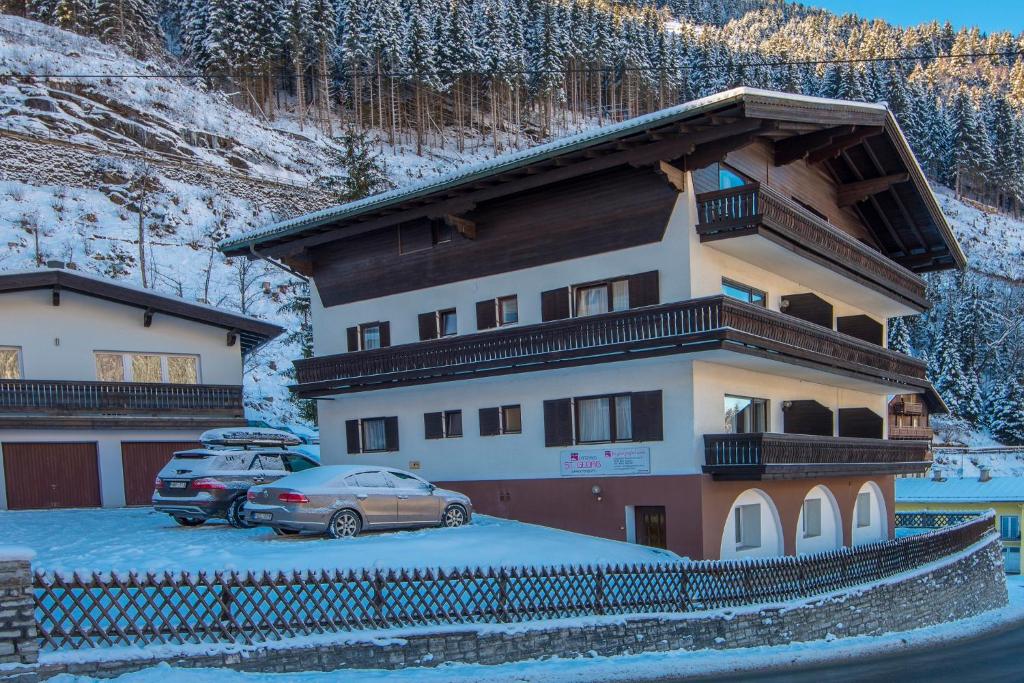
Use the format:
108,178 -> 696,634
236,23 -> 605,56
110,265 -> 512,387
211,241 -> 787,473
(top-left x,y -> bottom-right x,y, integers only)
0,269 -> 283,354
219,88 -> 965,274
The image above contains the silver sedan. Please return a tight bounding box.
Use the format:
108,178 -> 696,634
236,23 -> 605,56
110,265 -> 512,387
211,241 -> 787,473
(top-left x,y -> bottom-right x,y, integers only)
243,465 -> 472,538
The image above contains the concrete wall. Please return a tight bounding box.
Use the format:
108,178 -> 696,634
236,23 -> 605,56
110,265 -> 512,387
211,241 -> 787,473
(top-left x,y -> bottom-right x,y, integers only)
7,534 -> 1007,680
1,289 -> 242,385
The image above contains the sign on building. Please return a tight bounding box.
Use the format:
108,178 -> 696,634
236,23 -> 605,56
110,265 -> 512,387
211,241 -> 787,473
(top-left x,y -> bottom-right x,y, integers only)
558,446 -> 651,477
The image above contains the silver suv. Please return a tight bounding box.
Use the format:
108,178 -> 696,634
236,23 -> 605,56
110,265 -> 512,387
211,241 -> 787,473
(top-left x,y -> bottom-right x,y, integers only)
152,428 -> 318,528
243,465 -> 472,538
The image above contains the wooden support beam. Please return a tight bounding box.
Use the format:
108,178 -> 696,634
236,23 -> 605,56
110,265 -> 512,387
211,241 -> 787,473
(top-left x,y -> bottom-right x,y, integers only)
444,214 -> 477,239
837,173 -> 910,207
657,160 -> 687,192
806,126 -> 884,165
143,308 -> 154,327
227,330 -> 238,347
774,125 -> 855,166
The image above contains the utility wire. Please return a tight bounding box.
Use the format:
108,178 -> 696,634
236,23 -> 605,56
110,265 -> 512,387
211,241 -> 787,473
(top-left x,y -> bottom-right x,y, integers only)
1,49 -> 1022,80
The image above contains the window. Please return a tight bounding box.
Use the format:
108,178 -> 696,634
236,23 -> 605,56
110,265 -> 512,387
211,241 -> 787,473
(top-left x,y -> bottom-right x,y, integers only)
346,416 -> 398,454
725,396 -> 769,433
1000,516 -> 1021,541
94,352 -> 200,384
498,296 -> 518,325
425,410 -> 462,439
439,309 -> 458,337
576,394 -> 632,444
735,503 -> 762,549
361,324 -> 382,350
480,404 -> 522,436
722,279 -> 766,307
354,471 -> 391,488
855,492 -> 872,528
283,454 -> 317,472
361,418 -> 388,452
348,322 -> 390,352
574,279 -> 629,317
802,498 -> 822,538
388,471 -> 432,491
0,347 -> 22,379
719,164 -> 750,190
250,453 -> 286,472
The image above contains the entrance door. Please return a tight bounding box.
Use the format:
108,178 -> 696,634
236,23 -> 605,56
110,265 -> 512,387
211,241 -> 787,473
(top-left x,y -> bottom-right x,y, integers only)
635,506 -> 667,549
2,442 -> 100,509
121,441 -> 201,506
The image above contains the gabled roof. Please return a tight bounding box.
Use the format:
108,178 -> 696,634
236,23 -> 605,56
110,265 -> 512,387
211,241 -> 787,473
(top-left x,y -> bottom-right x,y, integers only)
0,268 -> 283,354
895,476 -> 1024,503
219,87 -> 966,274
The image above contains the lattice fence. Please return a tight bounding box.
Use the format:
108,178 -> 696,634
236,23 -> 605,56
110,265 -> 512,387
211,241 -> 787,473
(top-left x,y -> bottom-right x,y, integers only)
34,514 -> 995,651
895,510 -> 985,529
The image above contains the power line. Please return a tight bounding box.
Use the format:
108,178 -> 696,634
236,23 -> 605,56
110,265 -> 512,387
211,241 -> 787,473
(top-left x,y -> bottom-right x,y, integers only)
1,49 -> 1021,81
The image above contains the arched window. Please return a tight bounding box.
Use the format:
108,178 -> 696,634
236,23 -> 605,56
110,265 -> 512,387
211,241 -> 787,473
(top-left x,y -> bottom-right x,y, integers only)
852,481 -> 888,545
796,485 -> 843,555
720,488 -> 784,560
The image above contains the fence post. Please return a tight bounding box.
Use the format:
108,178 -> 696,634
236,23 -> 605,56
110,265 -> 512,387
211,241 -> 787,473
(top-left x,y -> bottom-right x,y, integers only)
0,549 -> 37,665
498,568 -> 509,623
373,571 -> 386,626
595,566 -> 605,615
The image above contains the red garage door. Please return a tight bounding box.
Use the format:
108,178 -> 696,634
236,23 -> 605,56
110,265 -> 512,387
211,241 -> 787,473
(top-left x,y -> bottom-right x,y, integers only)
2,442 -> 100,510
121,441 -> 201,506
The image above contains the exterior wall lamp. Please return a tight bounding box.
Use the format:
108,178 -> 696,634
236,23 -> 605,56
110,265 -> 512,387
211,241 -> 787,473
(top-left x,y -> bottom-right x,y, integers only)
591,485 -> 603,502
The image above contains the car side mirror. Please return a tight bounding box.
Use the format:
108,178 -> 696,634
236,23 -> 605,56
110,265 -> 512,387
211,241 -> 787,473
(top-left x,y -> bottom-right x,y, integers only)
428,483 -> 437,494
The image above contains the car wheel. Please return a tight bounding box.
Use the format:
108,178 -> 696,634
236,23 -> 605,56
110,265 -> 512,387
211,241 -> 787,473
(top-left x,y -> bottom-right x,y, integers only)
326,509 -> 361,539
227,497 -> 255,529
442,504 -> 468,528
272,527 -> 301,537
172,516 -> 205,527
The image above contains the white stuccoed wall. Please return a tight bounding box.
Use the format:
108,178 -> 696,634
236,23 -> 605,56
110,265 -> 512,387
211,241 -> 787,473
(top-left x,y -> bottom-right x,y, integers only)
2,289 -> 242,384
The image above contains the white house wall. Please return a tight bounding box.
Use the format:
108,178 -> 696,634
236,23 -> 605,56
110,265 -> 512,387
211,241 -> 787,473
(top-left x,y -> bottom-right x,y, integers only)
1,289 -> 242,384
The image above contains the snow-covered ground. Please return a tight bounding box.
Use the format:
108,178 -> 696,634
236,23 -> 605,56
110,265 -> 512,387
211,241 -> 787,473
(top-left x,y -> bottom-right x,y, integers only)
41,563 -> 1024,682
0,508 -> 678,575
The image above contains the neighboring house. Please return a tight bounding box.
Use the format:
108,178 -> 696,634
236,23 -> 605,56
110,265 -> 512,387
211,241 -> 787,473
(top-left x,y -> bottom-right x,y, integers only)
0,265 -> 282,510
895,474 -> 1023,573
888,392 -> 941,442
220,87 -> 964,560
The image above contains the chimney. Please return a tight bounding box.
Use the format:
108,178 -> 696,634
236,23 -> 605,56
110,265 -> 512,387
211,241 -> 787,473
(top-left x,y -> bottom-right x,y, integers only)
45,260 -> 65,269
931,467 -> 946,482
979,467 -> 992,483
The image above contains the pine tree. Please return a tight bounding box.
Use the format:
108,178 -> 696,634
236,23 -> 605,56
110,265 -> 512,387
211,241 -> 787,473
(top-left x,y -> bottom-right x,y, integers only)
991,378 -> 1024,446
948,88 -> 995,198
94,0 -> 162,57
888,316 -> 912,355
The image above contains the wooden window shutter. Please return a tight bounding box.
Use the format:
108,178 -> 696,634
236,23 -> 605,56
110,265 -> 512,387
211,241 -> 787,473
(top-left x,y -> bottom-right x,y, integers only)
783,400 -> 833,437
543,398 -> 573,447
628,271 -> 660,309
379,322 -> 391,347
345,419 -> 361,454
424,412 -> 444,439
384,416 -> 400,451
418,312 -> 438,340
476,299 -> 497,330
631,390 -> 664,441
541,288 -> 570,322
346,327 -> 359,352
479,407 -> 501,436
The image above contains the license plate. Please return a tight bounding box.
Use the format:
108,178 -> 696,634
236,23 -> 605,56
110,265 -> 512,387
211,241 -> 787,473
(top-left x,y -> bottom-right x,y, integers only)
168,481 -> 187,489
252,512 -> 273,521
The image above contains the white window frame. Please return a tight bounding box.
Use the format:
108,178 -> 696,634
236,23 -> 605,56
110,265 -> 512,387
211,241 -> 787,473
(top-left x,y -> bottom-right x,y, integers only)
571,277 -> 630,318
0,346 -> 24,380
735,503 -> 762,549
497,295 -> 519,327
94,351 -> 202,384
855,492 -> 872,528
802,498 -> 822,539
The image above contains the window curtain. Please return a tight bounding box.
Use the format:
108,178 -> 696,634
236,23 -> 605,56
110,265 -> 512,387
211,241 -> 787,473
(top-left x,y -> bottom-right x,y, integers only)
95,353 -> 125,382
578,398 -> 611,441
0,349 -> 21,379
614,395 -> 632,440
611,280 -> 629,311
362,419 -> 387,451
131,354 -> 162,383
167,356 -> 198,384
576,287 -> 608,317
362,326 -> 381,350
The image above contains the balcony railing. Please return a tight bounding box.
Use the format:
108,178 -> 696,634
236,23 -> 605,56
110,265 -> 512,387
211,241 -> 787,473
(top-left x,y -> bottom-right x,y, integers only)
293,295 -> 929,396
703,432 -> 932,479
891,400 -> 925,416
0,379 -> 245,421
889,426 -> 934,440
695,183 -> 928,309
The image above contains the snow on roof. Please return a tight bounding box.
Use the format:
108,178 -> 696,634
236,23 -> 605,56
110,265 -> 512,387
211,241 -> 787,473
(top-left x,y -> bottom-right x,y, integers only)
895,476 -> 1024,503
218,87 -> 915,255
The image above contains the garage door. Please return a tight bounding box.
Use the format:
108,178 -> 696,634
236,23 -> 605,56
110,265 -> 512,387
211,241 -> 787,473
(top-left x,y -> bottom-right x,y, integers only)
121,441 -> 201,506
2,442 -> 100,509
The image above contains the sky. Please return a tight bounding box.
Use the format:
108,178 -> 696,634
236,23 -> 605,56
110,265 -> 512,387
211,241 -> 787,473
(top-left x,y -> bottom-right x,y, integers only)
806,1 -> 1024,34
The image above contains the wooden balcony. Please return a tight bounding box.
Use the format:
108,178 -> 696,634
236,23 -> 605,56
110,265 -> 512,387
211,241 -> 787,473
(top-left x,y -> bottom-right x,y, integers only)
0,379 -> 246,429
293,295 -> 930,397
703,432 -> 932,479
891,400 -> 925,416
889,426 -> 934,440
695,183 -> 928,311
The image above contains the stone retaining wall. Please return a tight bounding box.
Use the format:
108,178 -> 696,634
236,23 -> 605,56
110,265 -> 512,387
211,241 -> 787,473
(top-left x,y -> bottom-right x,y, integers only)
0,553 -> 38,668
0,535 -> 1008,681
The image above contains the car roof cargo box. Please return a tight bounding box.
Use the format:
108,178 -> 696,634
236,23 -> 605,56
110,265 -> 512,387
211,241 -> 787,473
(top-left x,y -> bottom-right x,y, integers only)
199,427 -> 303,448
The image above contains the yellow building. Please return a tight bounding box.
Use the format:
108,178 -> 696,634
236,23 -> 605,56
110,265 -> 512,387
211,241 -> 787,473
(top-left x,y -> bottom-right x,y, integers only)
895,475 -> 1023,573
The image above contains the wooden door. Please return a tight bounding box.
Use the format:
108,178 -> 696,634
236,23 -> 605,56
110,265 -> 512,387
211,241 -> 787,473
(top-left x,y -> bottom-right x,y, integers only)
2,442 -> 100,509
120,441 -> 200,506
635,506 -> 667,549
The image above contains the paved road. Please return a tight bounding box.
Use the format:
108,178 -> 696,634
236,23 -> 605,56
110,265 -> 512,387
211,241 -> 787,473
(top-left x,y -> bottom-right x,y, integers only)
681,623 -> 1023,683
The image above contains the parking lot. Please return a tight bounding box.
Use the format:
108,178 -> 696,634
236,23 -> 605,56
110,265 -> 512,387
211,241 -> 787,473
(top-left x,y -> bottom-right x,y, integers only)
0,507 -> 680,574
